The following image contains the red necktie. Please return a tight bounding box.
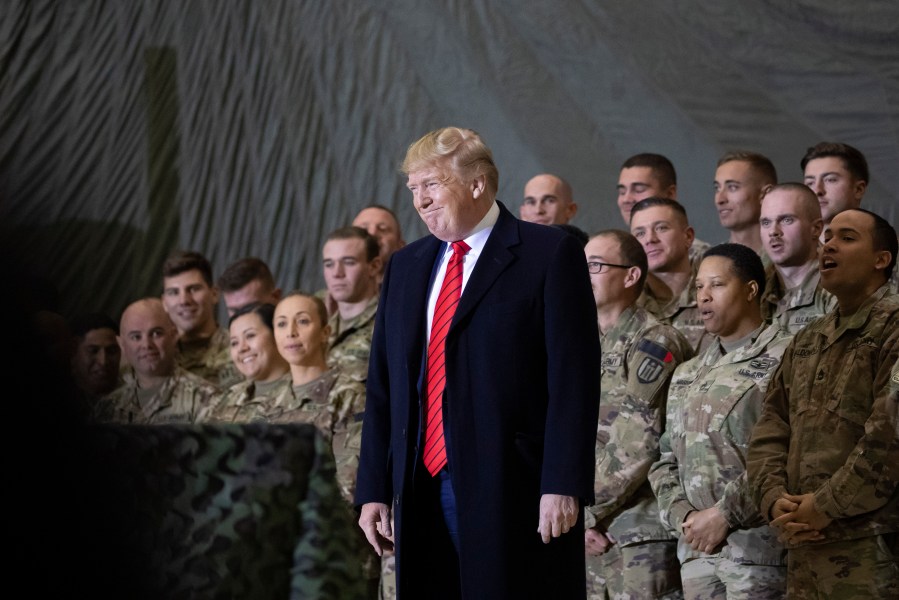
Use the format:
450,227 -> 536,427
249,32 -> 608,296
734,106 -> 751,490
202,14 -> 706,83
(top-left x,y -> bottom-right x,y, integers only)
422,240 -> 470,476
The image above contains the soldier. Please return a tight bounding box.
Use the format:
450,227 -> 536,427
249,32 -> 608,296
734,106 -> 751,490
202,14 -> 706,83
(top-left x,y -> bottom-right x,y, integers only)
759,183 -> 835,333
352,204 -> 406,281
648,243 -> 791,599
322,227 -> 381,381
583,230 -> 693,600
161,250 -> 240,387
520,173 -> 578,225
69,312 -> 122,405
95,298 -> 219,424
616,153 -> 709,262
206,302 -> 292,422
630,197 -> 711,353
748,209 -> 899,599
272,291 -> 377,597
713,151 -> 777,256
217,257 -> 282,316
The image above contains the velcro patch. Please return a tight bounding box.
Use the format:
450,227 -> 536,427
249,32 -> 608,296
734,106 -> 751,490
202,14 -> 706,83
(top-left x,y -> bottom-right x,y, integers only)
637,357 -> 665,384
636,338 -> 674,363
750,357 -> 779,371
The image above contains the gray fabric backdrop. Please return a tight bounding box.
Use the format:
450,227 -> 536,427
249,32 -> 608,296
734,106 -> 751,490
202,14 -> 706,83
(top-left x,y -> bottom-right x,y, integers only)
1,0 -> 897,321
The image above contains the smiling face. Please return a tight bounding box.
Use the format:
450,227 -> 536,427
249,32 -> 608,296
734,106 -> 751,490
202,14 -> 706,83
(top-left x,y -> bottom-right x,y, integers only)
629,205 -> 694,273
407,166 -> 488,242
118,299 -> 178,382
162,269 -> 219,337
695,255 -> 759,342
617,166 -> 673,224
72,327 -> 121,396
273,295 -> 330,368
229,311 -> 285,382
803,156 -> 866,223
713,160 -> 766,232
520,174 -> 576,225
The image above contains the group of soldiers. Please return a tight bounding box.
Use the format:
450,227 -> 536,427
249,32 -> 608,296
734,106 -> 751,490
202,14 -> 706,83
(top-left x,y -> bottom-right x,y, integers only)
60,140 -> 897,598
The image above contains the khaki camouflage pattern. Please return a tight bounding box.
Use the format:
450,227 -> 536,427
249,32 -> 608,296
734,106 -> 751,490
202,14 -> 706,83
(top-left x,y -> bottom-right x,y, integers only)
327,296 -> 378,382
760,262 -> 836,334
85,422 -> 369,598
786,534 -> 899,599
638,260 -> 712,354
93,365 -> 220,424
688,238 -> 711,268
379,552 -> 396,600
176,326 -> 241,387
680,555 -> 786,600
649,322 -> 792,570
587,541 -> 683,600
585,306 -> 692,599
204,372 -> 293,423
749,284 -> 898,573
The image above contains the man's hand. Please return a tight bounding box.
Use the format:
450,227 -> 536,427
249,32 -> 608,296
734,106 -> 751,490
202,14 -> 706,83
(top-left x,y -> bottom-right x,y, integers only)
770,496 -> 799,521
584,527 -> 612,556
770,493 -> 830,546
537,494 -> 579,544
682,507 -> 729,554
359,502 -> 394,556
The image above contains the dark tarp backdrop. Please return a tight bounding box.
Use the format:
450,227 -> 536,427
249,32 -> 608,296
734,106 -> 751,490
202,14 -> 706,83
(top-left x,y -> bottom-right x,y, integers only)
1,0 -> 897,321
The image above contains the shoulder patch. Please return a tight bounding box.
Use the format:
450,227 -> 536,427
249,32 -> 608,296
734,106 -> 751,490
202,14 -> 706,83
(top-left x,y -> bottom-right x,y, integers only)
636,356 -> 665,384
636,338 -> 674,363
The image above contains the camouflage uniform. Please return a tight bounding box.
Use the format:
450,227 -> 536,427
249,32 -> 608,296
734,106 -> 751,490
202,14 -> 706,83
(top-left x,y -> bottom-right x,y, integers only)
94,366 -> 220,424
760,262 -> 836,335
204,372 -> 293,423
327,296 -> 378,382
649,323 -> 792,599
638,261 -> 711,355
176,327 -> 241,387
688,238 -> 711,267
585,305 -> 693,600
748,285 -> 899,599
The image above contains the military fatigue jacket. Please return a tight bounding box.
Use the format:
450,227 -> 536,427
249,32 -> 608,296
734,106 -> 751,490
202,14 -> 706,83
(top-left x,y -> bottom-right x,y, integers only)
638,261 -> 711,354
586,305 -> 694,546
749,285 -> 899,543
327,296 -> 378,381
761,262 -> 836,334
204,372 -> 294,423
176,327 -> 241,388
94,366 -> 221,424
649,322 -> 792,566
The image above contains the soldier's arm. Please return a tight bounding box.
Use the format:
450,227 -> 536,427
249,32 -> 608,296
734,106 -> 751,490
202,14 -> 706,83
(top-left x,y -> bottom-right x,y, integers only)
648,426 -> 694,532
813,329 -> 899,520
590,331 -> 687,522
747,353 -> 794,522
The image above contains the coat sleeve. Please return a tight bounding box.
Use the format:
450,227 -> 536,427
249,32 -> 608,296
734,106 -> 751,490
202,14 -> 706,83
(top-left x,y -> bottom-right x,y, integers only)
540,233 -> 602,502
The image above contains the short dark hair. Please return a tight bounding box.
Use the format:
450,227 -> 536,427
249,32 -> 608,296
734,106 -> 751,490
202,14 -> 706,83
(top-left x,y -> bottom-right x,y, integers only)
69,312 -> 118,338
717,151 -> 778,185
326,226 -> 379,262
630,197 -> 689,223
801,142 -> 869,183
162,250 -> 214,286
551,224 -> 589,248
849,208 -> 897,280
591,229 -> 649,292
621,153 -> 677,189
228,302 -> 277,331
217,257 -> 277,293
703,243 -> 766,296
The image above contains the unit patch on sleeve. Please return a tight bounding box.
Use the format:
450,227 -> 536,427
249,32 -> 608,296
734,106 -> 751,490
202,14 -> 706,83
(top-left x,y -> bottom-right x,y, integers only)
635,339 -> 673,384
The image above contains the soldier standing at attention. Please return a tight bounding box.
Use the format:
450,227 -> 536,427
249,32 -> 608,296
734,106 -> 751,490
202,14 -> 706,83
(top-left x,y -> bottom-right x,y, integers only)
748,209 -> 898,599
649,244 -> 792,599
583,230 -> 693,599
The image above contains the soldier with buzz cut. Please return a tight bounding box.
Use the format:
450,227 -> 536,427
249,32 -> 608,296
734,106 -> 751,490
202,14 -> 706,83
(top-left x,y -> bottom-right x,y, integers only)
748,208 -> 899,599
95,298 -> 220,424
583,230 -> 693,600
649,243 -> 792,599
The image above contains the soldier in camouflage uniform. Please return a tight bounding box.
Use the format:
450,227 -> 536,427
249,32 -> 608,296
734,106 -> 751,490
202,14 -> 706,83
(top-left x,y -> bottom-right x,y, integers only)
274,290 -> 378,597
712,151 -> 777,256
649,244 -> 792,599
630,198 -> 712,354
322,227 -> 381,382
748,209 -> 899,599
759,183 -> 836,334
95,298 -> 220,424
583,230 -> 694,599
161,250 -> 240,387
